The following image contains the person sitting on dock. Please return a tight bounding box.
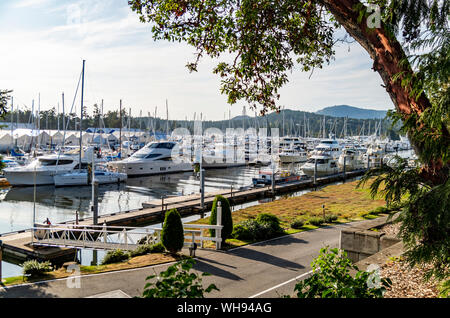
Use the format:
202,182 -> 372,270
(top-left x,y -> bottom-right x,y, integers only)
44,218 -> 52,225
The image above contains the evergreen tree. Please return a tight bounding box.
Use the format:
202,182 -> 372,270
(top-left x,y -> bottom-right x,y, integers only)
209,195 -> 233,241
161,208 -> 185,254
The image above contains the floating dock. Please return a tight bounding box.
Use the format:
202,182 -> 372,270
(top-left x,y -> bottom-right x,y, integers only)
0,169 -> 367,261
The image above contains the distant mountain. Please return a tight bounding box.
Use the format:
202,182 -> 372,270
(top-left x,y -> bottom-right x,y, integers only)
316,105 -> 388,119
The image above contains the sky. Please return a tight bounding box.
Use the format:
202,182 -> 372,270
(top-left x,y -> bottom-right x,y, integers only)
0,0 -> 394,121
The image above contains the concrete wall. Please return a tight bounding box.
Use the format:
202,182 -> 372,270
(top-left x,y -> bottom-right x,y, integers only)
340,216 -> 401,262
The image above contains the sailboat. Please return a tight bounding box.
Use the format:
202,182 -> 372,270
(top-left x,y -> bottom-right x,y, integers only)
53,60 -> 127,186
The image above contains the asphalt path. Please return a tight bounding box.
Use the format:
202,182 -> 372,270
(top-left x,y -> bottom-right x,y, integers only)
0,221 -> 363,298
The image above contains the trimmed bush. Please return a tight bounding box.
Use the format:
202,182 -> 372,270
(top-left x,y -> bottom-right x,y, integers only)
161,208 -> 185,254
22,260 -> 53,277
290,218 -> 305,229
101,249 -> 130,265
309,217 -> 325,226
209,195 -> 233,240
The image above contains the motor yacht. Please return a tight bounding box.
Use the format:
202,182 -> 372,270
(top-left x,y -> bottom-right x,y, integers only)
278,148 -> 308,164
310,139 -> 342,159
53,165 -> 127,187
107,141 -> 193,176
3,154 -> 81,186
300,154 -> 339,177
338,148 -> 365,171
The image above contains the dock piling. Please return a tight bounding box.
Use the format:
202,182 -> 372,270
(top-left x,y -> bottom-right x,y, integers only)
343,156 -> 346,182
200,169 -> 205,210
313,158 -> 318,187
0,239 -> 3,283
91,182 -> 99,225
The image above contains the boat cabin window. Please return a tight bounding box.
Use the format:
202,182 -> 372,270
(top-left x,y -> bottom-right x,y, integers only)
149,142 -> 176,150
39,159 -> 73,166
73,163 -> 89,170
307,158 -> 328,164
145,153 -> 162,159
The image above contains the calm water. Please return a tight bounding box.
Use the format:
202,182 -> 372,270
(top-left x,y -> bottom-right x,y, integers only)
0,150 -> 414,278
0,165 -> 265,278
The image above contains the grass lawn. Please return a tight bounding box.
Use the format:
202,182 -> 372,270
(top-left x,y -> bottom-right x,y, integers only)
192,178 -> 389,247
2,253 -> 182,287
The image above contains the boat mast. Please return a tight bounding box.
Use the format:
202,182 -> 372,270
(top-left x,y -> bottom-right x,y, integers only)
119,99 -> 122,155
79,59 -> 85,172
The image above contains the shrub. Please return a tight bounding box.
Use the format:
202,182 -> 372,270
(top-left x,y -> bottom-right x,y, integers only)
142,258 -> 219,298
290,218 -> 305,229
101,249 -> 130,265
232,214 -> 285,241
22,260 -> 53,277
256,213 -> 285,237
209,195 -> 233,240
372,206 -> 390,215
129,242 -> 166,257
294,247 -> 391,298
161,208 -> 185,254
149,242 -> 166,253
309,217 -> 325,226
231,220 -> 260,241
324,214 -> 338,223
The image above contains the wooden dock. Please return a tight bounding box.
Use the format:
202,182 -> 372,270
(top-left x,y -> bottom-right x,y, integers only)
0,169 -> 366,261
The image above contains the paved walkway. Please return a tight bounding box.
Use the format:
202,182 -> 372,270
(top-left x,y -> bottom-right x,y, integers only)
0,221 -> 365,298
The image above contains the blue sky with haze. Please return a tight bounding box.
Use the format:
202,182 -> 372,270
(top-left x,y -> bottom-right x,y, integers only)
0,0 -> 393,120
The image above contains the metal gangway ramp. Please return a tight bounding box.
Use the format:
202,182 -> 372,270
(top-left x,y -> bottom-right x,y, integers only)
30,223 -> 223,252
31,224 -> 161,251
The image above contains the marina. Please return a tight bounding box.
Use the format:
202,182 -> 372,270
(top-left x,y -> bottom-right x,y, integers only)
0,121 -> 415,279
0,59 -> 415,278
0,157 -> 400,279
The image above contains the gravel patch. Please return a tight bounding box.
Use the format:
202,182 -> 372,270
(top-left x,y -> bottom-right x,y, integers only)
380,258 -> 440,298
378,222 -> 401,237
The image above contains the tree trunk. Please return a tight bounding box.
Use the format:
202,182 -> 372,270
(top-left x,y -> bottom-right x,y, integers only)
320,0 -> 449,184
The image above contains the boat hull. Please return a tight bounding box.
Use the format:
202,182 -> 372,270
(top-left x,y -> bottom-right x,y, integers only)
108,160 -> 193,176
301,164 -> 339,177
54,172 -> 127,187
3,169 -> 69,186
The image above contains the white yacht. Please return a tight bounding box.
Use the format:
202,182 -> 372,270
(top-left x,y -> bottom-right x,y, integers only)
279,137 -> 306,151
54,165 -> 127,187
107,141 -> 193,176
278,148 -> 308,164
310,139 -> 342,159
338,148 -> 365,171
365,143 -> 385,167
3,154 -> 80,186
300,154 -> 339,177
